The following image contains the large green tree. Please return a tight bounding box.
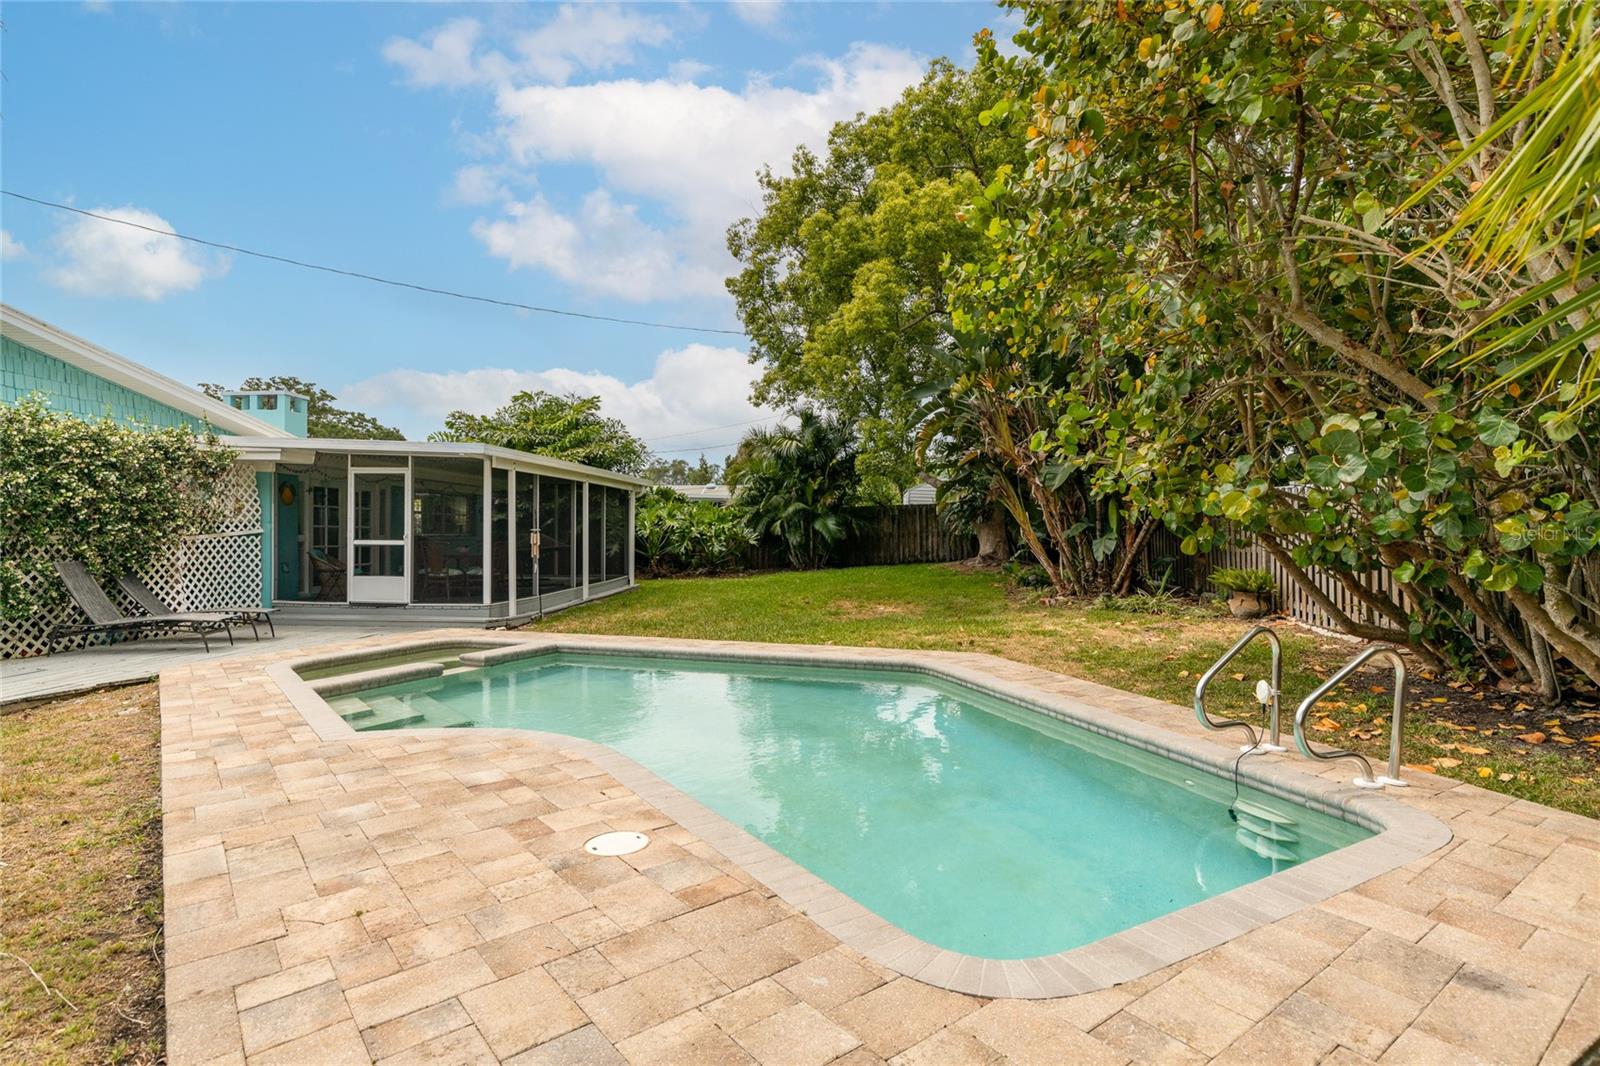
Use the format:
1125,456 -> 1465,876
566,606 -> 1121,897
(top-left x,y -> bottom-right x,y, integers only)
726,58 -> 1019,501
952,1 -> 1600,694
199,376 -> 404,440
431,391 -> 651,476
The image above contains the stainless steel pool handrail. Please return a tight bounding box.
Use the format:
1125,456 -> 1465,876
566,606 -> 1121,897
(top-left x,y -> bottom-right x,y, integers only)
1194,625 -> 1283,752
1293,644 -> 1409,789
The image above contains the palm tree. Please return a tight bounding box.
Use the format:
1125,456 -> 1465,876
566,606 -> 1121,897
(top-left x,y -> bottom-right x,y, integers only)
728,412 -> 862,569
1405,0 -> 1600,420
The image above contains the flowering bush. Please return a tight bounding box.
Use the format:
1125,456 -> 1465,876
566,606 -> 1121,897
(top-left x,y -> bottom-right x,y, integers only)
0,396 -> 238,622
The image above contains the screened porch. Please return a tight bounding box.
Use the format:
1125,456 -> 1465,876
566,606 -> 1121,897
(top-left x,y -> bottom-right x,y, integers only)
239,439 -> 643,618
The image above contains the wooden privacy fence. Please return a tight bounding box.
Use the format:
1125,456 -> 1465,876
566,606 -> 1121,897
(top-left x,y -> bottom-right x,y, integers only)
740,504 -> 976,570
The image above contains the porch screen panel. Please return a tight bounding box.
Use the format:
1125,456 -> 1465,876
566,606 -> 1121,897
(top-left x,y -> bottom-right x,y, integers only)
491,468 -> 508,604
539,477 -> 579,593
603,488 -> 628,581
412,458 -> 484,604
515,473 -> 537,601
586,485 -> 604,585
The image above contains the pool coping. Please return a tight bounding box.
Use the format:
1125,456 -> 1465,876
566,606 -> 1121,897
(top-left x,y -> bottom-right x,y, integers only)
263,633 -> 1453,1000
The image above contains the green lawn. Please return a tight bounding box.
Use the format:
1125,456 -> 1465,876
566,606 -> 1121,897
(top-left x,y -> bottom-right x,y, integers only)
535,564 -> 1599,818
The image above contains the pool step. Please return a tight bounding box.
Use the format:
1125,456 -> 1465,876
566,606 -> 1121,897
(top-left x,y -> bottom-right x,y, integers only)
342,696 -> 427,731
1231,798 -> 1297,827
406,693 -> 475,729
1235,810 -> 1301,843
1234,826 -> 1300,862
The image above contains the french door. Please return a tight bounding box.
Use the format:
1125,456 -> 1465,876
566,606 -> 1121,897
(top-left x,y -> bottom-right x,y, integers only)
348,467 -> 409,603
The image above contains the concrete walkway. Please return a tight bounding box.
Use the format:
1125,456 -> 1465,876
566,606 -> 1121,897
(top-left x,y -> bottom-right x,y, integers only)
160,631 -> 1600,1065
0,622 -> 435,705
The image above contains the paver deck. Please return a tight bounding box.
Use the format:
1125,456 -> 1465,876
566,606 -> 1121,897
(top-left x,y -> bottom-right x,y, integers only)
160,630 -> 1600,1065
1,622 -> 435,705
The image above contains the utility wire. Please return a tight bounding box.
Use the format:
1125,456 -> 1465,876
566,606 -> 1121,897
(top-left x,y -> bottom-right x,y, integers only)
650,440 -> 742,454
2,191 -> 747,337
644,414 -> 776,442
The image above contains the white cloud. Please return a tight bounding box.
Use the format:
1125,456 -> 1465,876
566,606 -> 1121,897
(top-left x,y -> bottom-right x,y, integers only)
342,343 -> 780,452
472,189 -> 726,300
447,42 -> 924,301
449,164 -> 511,206
730,2 -> 785,30
667,58 -> 712,82
0,230 -> 26,260
383,17 -> 493,88
383,6 -> 673,89
45,206 -> 225,301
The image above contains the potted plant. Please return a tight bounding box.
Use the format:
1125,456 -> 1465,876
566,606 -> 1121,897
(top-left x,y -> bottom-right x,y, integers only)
1210,567 -> 1276,618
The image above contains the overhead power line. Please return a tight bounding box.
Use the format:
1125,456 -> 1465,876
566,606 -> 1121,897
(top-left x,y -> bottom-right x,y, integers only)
2,191 -> 747,337
644,414 -> 776,442
650,440 -> 742,454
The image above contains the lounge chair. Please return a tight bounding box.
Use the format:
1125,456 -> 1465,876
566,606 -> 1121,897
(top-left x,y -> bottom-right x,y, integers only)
48,560 -> 236,654
117,573 -> 275,640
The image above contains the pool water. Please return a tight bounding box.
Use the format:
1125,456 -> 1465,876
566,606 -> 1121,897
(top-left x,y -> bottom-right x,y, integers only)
331,653 -> 1370,959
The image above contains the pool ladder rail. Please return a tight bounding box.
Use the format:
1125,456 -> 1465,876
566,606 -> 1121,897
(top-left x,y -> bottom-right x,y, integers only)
1294,644 -> 1409,790
1194,625 -> 1287,755
1195,628 -> 1409,790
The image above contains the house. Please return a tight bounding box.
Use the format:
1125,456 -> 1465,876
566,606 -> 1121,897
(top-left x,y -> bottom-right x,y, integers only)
674,484 -> 734,504
1,304 -> 645,653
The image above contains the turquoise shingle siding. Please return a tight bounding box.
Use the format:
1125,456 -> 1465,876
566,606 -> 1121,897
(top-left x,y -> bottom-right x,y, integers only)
1,336 -> 226,433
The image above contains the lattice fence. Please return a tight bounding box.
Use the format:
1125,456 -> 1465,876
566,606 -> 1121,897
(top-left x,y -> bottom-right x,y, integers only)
2,466 -> 263,658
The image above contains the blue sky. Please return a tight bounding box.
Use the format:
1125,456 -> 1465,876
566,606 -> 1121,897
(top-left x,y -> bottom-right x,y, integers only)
1,1 -> 1008,458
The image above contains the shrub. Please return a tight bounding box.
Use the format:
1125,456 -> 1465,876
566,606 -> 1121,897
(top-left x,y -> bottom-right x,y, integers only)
1208,568 -> 1276,596
634,488 -> 753,575
0,396 -> 237,623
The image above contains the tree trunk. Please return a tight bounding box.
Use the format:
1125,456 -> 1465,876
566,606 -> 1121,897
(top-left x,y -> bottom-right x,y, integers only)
973,505 -> 1009,565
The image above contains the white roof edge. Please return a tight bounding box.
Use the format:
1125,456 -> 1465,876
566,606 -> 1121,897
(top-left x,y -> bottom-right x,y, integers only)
0,303 -> 290,438
222,435 -> 653,489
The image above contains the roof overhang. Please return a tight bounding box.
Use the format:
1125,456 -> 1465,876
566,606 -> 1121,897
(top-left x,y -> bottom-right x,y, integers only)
223,436 -> 652,489
0,303 -> 291,438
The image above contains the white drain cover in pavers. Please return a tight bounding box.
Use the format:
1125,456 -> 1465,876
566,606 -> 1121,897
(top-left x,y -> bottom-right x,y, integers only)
584,830 -> 649,856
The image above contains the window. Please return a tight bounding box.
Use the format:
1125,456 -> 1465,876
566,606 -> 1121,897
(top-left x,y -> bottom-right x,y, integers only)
257,394 -> 278,410
310,486 -> 341,559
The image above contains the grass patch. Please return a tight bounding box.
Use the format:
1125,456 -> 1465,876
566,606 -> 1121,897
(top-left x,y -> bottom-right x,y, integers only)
1,682 -> 163,1064
536,564 -> 1599,818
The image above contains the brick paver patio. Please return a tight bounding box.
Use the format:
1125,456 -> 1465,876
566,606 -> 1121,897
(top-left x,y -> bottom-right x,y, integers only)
160,630 -> 1599,1065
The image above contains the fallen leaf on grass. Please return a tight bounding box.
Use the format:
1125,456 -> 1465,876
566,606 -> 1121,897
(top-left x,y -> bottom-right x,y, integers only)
1431,757 -> 1462,768
1314,717 -> 1341,732
1498,773 -> 1514,782
1404,763 -> 1436,774
1231,672 -> 1246,682
1457,745 -> 1490,755
1477,767 -> 1493,778
1552,736 -> 1576,745
1517,732 -> 1547,744
1582,733 -> 1600,744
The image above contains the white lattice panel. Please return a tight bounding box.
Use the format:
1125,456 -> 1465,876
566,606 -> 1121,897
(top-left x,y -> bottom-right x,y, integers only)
2,466 -> 263,659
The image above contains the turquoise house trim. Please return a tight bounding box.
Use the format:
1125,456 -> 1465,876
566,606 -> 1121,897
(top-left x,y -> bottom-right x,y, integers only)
256,472 -> 275,609
1,336 -> 230,434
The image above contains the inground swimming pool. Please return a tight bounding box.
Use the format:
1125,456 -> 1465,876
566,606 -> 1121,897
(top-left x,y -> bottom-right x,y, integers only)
326,650 -> 1372,960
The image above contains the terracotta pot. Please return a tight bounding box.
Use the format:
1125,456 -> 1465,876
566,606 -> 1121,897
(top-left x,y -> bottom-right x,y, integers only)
1227,590 -> 1271,619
